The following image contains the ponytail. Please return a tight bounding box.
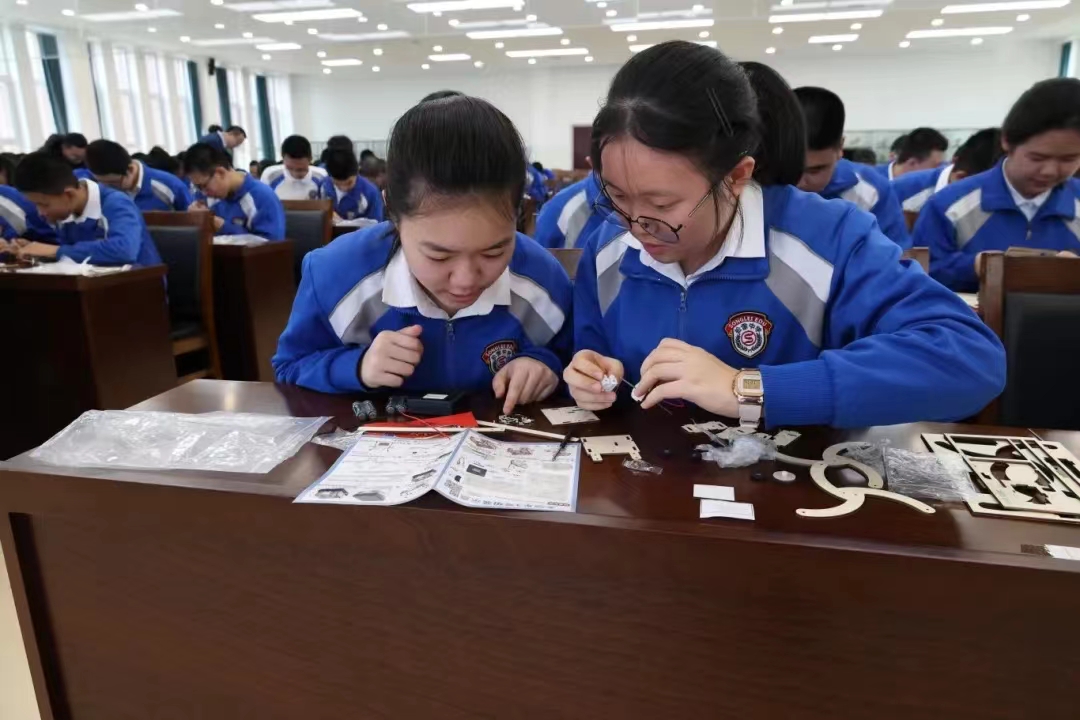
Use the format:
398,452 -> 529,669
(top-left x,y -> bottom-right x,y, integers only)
741,61 -> 806,186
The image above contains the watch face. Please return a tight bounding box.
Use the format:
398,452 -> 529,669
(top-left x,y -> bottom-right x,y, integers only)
738,374 -> 765,398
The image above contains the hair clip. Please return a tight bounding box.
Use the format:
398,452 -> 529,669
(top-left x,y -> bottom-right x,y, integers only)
706,87 -> 734,138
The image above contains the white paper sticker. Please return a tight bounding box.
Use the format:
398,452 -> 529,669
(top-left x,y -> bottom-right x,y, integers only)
423,393 -> 449,400
700,499 -> 755,521
1046,544 -> 1080,561
541,406 -> 600,426
693,484 -> 735,501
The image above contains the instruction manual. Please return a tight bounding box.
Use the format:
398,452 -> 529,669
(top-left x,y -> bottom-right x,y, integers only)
295,430 -> 580,512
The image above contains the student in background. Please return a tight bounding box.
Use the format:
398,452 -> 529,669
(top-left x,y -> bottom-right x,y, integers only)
274,95 -> 572,412
877,134 -> 907,177
0,154 -> 56,246
880,127 -> 949,181
533,172 -> 607,249
10,152 -> 161,265
525,162 -> 548,206
319,135 -> 354,167
360,155 -> 387,190
59,133 -> 88,169
198,125 -> 247,155
320,149 -> 384,222
184,142 -> 285,241
917,78 -> 1080,292
85,139 -> 192,212
895,128 -> 1002,223
261,135 -> 328,200
248,160 -> 261,178
565,41 -> 1003,429
794,86 -> 910,248
843,147 -> 878,166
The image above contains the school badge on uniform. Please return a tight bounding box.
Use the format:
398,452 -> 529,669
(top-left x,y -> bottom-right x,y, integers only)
725,312 -> 773,359
481,340 -> 519,374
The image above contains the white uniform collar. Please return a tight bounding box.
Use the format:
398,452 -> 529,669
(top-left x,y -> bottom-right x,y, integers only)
886,162 -> 896,181
129,160 -> 144,197
619,181 -> 767,289
66,179 -> 102,225
935,163 -> 953,193
381,245 -> 512,320
1002,158 -> 1051,219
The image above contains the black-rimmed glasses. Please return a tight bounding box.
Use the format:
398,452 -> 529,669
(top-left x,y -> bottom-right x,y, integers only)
599,183 -> 714,244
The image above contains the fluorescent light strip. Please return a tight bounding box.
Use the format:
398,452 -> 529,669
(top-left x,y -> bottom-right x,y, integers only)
941,1 -> 1068,13
408,0 -> 522,13
606,8 -> 715,22
769,0 -> 892,8
190,36 -> 275,46
808,33 -> 859,42
506,47 -> 589,57
906,26 -> 1013,37
320,31 -> 411,41
253,8 -> 363,22
466,27 -> 563,38
224,0 -> 331,11
629,40 -> 716,52
610,19 -> 714,32
256,42 -> 302,50
769,9 -> 883,22
429,53 -> 472,61
321,58 -> 363,66
453,18 -> 538,29
80,9 -> 181,21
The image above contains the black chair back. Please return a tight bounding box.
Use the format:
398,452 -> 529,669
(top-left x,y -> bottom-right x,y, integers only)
286,210 -> 328,283
1001,292 -> 1080,429
148,225 -> 203,327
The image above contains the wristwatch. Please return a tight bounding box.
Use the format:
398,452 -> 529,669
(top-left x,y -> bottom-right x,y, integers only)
733,369 -> 765,430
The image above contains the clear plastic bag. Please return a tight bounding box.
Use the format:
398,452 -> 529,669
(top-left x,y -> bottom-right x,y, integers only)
29,410 -> 329,474
883,448 -> 977,502
698,435 -> 777,468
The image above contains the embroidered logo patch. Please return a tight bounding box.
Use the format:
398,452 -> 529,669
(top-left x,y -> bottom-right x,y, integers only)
481,340 -> 519,374
308,189 -> 319,199
232,216 -> 245,225
725,312 -> 773,359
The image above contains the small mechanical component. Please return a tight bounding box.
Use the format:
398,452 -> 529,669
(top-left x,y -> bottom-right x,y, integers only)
600,374 -> 619,393
773,470 -> 796,483
582,435 -> 642,463
352,400 -> 378,421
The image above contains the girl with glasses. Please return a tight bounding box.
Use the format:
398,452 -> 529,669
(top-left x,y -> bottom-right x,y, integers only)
564,44 -> 1005,429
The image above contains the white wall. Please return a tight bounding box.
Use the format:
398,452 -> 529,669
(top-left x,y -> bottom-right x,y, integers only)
293,39 -> 1061,169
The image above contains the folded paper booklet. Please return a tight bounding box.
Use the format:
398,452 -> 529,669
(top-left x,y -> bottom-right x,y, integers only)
295,430 -> 580,512
212,234 -> 268,246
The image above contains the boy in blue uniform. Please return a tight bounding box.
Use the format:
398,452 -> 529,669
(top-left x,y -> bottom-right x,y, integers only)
877,127 -> 949,182
319,148 -> 384,222
0,154 -> 55,246
895,128 -> 1002,221
876,134 -> 907,178
261,135 -> 328,201
916,79 -> 1080,292
565,42 -> 1004,429
274,95 -> 572,413
533,173 -> 610,249
198,125 -> 246,156
85,139 -> 192,212
11,152 -> 162,266
183,143 -> 286,241
794,86 -> 911,249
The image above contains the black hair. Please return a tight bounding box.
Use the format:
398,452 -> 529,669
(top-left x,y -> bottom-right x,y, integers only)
327,135 -> 353,151
13,151 -> 79,195
421,89 -> 463,103
794,86 -> 845,150
360,155 -> 383,177
740,61 -> 805,184
385,94 -> 525,224
132,152 -> 149,162
325,148 -> 359,181
86,139 -> 132,176
359,149 -> 375,161
62,132 -> 88,148
0,153 -> 17,185
953,127 -> 1003,176
41,134 -> 64,156
144,146 -> 179,175
592,42 -> 805,196
182,142 -> 233,175
280,134 -> 312,160
897,127 -> 948,163
208,124 -> 223,133
258,158 -> 276,176
1003,78 -> 1080,148
532,161 -> 544,172
890,134 -> 908,154
843,147 -> 878,166
225,125 -> 246,137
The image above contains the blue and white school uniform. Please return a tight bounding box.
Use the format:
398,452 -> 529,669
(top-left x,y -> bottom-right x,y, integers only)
821,158 -> 911,249
894,164 -> 953,217
198,131 -> 227,153
875,161 -> 895,181
261,163 -> 328,201
272,223 -> 573,394
0,186 -> 56,242
202,173 -> 286,241
318,175 -> 384,221
53,180 -> 162,266
124,161 -> 192,212
526,165 -> 548,206
575,182 -> 1005,428
533,174 -> 610,250
916,160 -> 1080,292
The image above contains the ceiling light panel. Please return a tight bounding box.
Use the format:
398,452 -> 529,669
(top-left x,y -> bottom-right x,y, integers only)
906,26 -> 1013,37
610,19 -> 714,32
80,9 -> 181,21
321,58 -> 364,66
941,1 -> 1069,13
808,33 -> 859,42
769,10 -> 884,22
253,8 -> 362,22
256,42 -> 302,50
429,53 -> 473,61
466,27 -> 563,38
189,36 -> 275,46
320,31 -> 411,41
223,0 -> 332,11
407,0 -> 523,12
506,47 -> 590,57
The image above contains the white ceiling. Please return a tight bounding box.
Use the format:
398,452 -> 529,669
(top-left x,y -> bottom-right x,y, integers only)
10,0 -> 1080,74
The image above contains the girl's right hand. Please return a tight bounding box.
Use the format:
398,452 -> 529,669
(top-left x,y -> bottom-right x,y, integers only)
564,350 -> 624,411
359,325 -> 424,388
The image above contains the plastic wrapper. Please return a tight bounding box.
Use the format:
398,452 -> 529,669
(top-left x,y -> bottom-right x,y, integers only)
29,410 -> 329,474
839,441 -> 889,478
883,447 -> 977,502
312,428 -> 363,452
698,435 -> 777,468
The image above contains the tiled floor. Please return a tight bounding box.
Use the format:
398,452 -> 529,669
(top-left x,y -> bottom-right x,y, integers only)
0,546 -> 40,720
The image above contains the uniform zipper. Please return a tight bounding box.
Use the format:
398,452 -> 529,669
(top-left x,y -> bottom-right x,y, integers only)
445,320 -> 456,390
678,288 -> 688,339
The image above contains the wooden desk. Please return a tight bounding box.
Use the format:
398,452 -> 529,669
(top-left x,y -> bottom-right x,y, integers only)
211,242 -> 295,382
3,380 -> 1080,719
0,267 -> 174,460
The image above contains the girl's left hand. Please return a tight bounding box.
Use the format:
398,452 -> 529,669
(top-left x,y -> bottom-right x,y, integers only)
636,339 -> 739,417
493,357 -> 559,414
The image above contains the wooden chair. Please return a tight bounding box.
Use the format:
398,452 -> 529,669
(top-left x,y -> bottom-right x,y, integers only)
281,199 -> 333,284
976,250 -> 1080,428
549,248 -> 583,281
519,196 -> 538,237
902,247 -> 929,273
143,211 -> 222,384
